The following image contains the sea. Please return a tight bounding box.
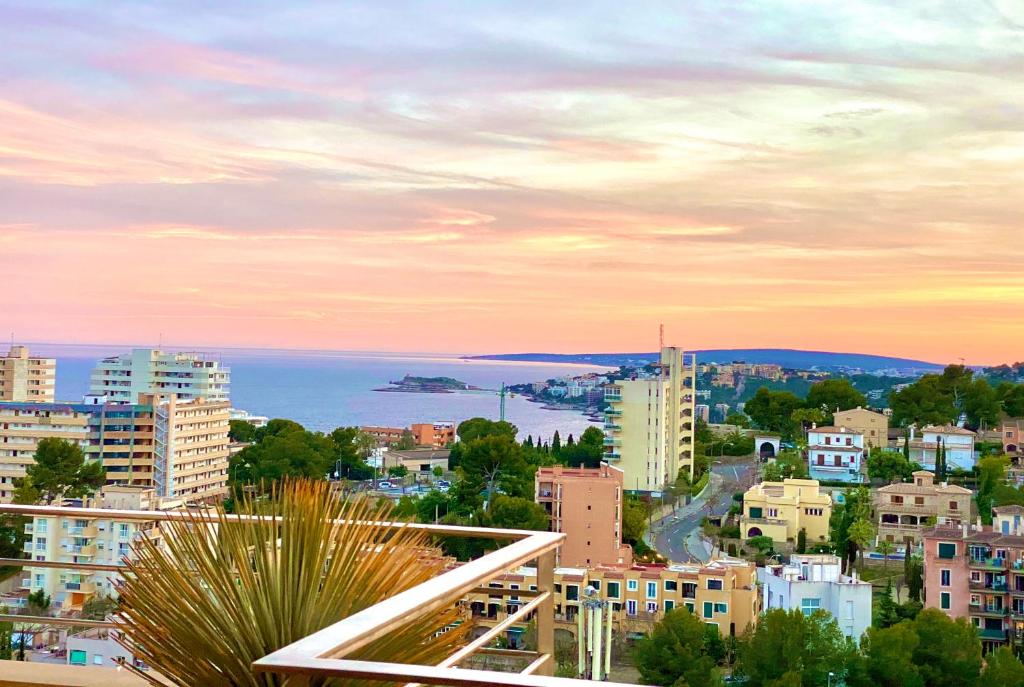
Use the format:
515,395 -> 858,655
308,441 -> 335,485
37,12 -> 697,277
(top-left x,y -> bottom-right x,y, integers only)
26,344 -> 610,443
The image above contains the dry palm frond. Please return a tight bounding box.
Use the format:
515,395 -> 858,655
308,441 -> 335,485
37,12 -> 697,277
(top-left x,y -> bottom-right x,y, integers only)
115,479 -> 468,686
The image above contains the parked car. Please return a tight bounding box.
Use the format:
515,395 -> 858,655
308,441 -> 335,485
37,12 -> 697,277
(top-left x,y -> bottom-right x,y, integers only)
376,481 -> 394,489
436,480 -> 451,489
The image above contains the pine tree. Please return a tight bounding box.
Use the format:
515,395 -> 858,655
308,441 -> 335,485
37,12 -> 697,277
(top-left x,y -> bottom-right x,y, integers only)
524,435 -> 534,449
876,579 -> 899,628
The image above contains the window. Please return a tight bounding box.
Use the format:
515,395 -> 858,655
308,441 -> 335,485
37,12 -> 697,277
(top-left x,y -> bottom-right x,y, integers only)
606,582 -> 620,599
940,592 -> 951,610
665,600 -> 675,613
938,542 -> 957,559
69,650 -> 88,665
646,601 -> 658,613
664,580 -> 678,592
891,495 -> 904,504
805,508 -> 823,516
767,508 -> 778,518
34,537 -> 46,551
949,501 -> 958,511
703,601 -> 713,619
646,581 -> 657,599
800,598 -> 821,616
714,602 -> 728,613
915,496 -> 924,505
565,585 -> 579,601
627,579 -> 638,592
590,580 -> 601,591
748,507 -> 763,519
685,602 -> 695,613
118,523 -> 129,538
626,600 -> 637,616
941,570 -> 951,587
707,579 -> 723,591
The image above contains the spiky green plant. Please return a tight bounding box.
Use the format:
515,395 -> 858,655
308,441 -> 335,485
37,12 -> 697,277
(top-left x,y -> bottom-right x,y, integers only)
115,479 -> 468,686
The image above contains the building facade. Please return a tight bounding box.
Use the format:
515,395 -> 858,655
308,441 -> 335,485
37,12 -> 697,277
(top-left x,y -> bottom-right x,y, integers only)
603,347 -> 696,492
739,479 -> 832,544
923,523 -> 1024,652
874,470 -> 972,546
806,426 -> 865,483
90,349 -> 230,403
0,394 -> 229,503
535,463 -> 632,567
832,407 -> 888,450
758,554 -> 873,638
1002,418 -> 1023,457
901,425 -> 977,471
410,422 -> 455,448
466,558 -> 759,648
0,345 -> 55,403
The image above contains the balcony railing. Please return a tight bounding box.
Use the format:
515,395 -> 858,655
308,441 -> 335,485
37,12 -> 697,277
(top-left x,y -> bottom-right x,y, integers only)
0,502 -> 640,687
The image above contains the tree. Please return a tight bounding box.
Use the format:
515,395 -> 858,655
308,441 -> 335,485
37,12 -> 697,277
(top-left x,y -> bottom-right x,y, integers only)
847,518 -> 875,572
488,496 -> 549,531
963,378 -> 1001,430
905,552 -> 924,602
805,379 -> 867,419
737,608 -> 856,687
558,427 -> 605,468
387,465 -> 409,479
725,412 -> 751,428
830,486 -> 871,574
744,388 -> 804,440
877,539 -> 894,570
763,449 -> 807,482
18,437 -> 105,505
456,418 -> 518,444
1001,383 -> 1024,418
458,434 -> 531,510
0,609 -> 10,660
622,498 -> 648,548
889,366 -> 974,428
395,429 -> 416,450
981,646 -> 1024,686
81,595 -> 118,621
854,621 -> 922,687
978,455 -> 1010,525
633,608 -> 722,687
791,408 -> 826,433
551,431 -> 562,455
228,420 -> 258,443
935,437 -> 946,482
26,589 -> 51,616
875,580 -> 900,629
431,465 -> 444,479
868,449 -> 917,483
796,528 -> 807,554
911,608 -> 982,687
228,429 -> 343,494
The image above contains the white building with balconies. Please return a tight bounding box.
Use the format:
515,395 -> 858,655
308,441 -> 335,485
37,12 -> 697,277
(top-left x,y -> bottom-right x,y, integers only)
90,349 -> 230,403
758,554 -> 872,638
806,425 -> 865,483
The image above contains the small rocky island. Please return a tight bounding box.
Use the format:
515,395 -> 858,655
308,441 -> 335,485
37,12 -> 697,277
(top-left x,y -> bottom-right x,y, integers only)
374,374 -> 478,394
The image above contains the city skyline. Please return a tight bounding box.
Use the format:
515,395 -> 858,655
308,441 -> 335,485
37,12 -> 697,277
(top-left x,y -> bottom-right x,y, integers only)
3,2 -> 1023,364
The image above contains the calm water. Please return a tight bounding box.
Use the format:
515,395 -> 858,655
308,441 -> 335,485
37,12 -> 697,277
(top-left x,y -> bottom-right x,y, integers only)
32,344 -> 607,443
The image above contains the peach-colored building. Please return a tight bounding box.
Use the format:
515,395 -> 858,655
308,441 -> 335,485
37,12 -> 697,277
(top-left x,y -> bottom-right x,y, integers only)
535,463 -> 632,567
0,345 -> 55,403
410,422 -> 455,448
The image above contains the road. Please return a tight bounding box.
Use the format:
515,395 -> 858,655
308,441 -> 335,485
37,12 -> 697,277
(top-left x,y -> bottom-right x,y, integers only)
650,458 -> 756,563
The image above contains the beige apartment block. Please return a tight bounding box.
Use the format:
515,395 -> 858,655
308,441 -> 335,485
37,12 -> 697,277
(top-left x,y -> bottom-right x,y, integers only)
466,557 -> 759,647
149,393 -> 231,503
0,345 -> 56,403
875,470 -> 972,546
535,463 -> 632,567
603,347 -> 696,492
833,406 -> 889,450
739,479 -> 832,544
0,402 -> 92,501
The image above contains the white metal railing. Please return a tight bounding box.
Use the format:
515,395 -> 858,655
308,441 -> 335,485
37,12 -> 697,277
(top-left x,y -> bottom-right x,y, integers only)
0,502 -> 642,686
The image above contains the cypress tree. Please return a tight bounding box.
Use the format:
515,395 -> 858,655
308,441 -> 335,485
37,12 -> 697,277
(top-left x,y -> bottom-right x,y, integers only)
903,430 -> 911,462
566,433 -> 575,447
936,437 -> 946,481
552,431 -> 561,454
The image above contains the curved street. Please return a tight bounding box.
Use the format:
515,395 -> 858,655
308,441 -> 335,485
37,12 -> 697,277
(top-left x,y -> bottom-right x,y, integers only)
649,457 -> 756,563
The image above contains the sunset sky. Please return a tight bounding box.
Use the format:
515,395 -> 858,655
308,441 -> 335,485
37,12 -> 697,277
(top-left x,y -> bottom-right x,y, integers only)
2,2 -> 1023,364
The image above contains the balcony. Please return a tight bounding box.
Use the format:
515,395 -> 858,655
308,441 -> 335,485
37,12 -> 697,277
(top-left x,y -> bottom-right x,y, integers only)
971,557 -> 1008,570
605,393 -> 622,403
970,580 -> 1008,592
603,423 -> 621,432
605,409 -> 622,417
603,437 -> 620,447
0,500 -> 636,687
604,451 -> 622,460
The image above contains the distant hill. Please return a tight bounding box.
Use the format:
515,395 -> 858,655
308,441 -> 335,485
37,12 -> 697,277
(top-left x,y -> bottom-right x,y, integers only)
467,348 -> 945,373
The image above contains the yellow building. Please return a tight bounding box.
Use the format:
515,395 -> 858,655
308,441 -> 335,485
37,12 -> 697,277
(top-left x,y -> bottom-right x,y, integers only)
740,479 -> 832,544
603,347 -> 696,491
0,345 -> 55,403
466,558 -> 759,648
832,407 -> 889,450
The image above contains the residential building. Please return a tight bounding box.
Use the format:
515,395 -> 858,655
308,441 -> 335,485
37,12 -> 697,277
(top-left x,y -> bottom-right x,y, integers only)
410,421 -> 455,448
713,403 -> 730,423
806,425 -> 865,483
695,404 -> 710,423
535,463 -> 632,567
900,425 -> 977,471
362,425 -> 405,446
0,345 -> 56,403
922,523 -> 1024,652
67,628 -> 139,669
832,407 -> 888,450
21,485 -> 167,612
90,349 -> 230,403
466,558 -> 759,647
874,470 -> 972,546
603,347 -> 696,491
229,407 -> 268,428
739,479 -> 832,544
0,394 -> 229,503
1002,418 -> 1023,457
758,554 -> 873,638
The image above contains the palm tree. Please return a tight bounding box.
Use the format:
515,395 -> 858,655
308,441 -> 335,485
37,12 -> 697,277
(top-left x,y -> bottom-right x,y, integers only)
877,539 -> 894,571
115,479 -> 467,686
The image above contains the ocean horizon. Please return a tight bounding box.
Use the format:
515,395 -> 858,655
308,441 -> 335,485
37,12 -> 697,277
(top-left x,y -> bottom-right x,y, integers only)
24,343 -> 609,443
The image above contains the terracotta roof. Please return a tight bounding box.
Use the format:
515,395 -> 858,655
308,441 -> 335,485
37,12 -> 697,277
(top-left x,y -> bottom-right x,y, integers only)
809,426 -> 862,435
994,505 -> 1024,515
921,425 -> 976,436
876,481 -> 972,495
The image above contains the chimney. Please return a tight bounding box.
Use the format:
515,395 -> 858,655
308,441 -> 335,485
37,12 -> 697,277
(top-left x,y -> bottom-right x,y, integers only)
811,422 -> 817,430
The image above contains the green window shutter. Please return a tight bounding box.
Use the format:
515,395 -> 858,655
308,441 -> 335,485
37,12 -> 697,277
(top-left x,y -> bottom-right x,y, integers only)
938,542 -> 956,559
703,601 -> 713,619
749,507 -> 763,519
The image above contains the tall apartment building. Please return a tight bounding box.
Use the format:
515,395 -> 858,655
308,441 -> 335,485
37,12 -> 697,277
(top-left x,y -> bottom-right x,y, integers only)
922,517 -> 1024,652
603,347 -> 696,492
90,349 -> 230,403
466,557 -> 759,647
535,463 -> 632,567
21,486 -> 163,612
874,470 -> 972,546
832,407 -> 888,450
0,394 -> 230,503
759,554 -> 873,638
739,479 -> 832,544
0,345 -> 55,403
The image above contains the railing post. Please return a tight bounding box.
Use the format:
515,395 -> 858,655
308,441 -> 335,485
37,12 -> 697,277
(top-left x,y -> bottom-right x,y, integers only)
536,549 -> 555,676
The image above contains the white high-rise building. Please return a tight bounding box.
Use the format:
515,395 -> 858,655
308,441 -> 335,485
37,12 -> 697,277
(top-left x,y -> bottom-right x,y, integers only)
602,347 -> 696,492
90,349 -> 230,403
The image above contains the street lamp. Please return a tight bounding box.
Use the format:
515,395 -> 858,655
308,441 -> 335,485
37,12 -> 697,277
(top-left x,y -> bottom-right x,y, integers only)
578,585 -> 612,681
828,671 -> 835,687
